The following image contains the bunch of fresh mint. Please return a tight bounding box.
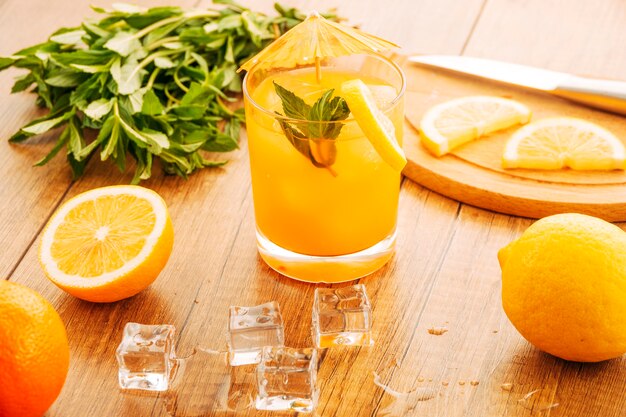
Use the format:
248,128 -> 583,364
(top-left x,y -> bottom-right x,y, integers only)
0,1 -> 337,183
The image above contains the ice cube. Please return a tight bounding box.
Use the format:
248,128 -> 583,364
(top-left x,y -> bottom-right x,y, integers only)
116,322 -> 176,391
163,349 -> 231,415
227,365 -> 257,411
228,301 -> 285,366
255,346 -> 318,412
312,284 -> 373,348
367,84 -> 398,110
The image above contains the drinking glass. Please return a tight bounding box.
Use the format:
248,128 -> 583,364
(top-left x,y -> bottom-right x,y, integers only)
243,53 -> 405,282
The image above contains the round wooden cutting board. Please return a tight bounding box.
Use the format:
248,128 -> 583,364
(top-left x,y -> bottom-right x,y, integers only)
397,55 -> 626,221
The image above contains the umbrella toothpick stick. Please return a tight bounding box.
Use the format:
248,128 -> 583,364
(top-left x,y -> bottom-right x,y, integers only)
315,56 -> 322,83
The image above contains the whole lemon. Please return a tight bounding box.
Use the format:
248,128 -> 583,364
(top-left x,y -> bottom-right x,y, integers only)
498,213 -> 626,362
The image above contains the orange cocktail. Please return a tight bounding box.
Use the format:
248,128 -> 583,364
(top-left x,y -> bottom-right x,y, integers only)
243,54 -> 405,282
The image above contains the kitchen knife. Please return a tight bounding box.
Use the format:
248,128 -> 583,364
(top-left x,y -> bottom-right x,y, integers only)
409,55 -> 626,116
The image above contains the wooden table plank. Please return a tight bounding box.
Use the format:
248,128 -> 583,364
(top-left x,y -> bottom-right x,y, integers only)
464,0 -> 626,79
0,0 -> 82,277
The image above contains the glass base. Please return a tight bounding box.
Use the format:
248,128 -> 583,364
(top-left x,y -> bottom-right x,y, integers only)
256,230 -> 396,283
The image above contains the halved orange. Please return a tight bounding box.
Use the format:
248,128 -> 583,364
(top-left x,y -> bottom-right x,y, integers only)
39,185 -> 174,302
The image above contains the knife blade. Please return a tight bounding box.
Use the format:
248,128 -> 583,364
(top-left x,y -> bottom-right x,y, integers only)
408,55 -> 626,116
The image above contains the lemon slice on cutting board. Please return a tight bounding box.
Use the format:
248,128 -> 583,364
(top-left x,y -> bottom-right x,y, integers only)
340,79 -> 407,171
502,117 -> 625,170
39,185 -> 174,302
419,96 -> 532,156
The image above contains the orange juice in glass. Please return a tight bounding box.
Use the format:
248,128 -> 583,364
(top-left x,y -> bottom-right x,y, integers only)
243,53 -> 405,283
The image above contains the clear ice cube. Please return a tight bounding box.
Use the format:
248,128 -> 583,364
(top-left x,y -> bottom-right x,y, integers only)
228,301 -> 285,366
163,349 -> 231,415
255,346 -> 318,413
312,284 -> 373,348
227,365 -> 257,411
116,322 -> 176,391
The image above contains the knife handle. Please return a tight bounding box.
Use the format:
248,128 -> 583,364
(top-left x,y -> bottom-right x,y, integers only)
554,77 -> 626,116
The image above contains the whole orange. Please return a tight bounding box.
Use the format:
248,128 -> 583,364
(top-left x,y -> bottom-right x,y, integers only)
0,281 -> 70,417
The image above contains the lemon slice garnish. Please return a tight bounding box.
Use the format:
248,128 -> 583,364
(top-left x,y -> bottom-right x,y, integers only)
502,117 -> 625,170
340,79 -> 407,171
419,96 -> 531,156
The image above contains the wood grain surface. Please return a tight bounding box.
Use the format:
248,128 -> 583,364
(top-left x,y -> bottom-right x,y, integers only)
1,1 -> 625,417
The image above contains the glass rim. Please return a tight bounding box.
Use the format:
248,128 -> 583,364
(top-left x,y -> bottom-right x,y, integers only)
242,53 -> 406,125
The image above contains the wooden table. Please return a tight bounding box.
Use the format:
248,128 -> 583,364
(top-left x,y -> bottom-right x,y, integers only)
1,1 -> 625,416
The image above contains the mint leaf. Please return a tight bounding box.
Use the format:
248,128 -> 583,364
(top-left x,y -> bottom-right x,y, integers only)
308,89 -> 349,139
0,57 -> 16,71
18,111 -> 72,137
83,98 -> 114,120
276,116 -> 310,157
273,82 -> 310,121
110,57 -> 145,95
104,31 -> 142,57
49,29 -> 86,45
35,126 -> 70,166
273,83 -> 350,169
45,69 -> 86,87
141,90 -> 164,115
11,73 -> 36,93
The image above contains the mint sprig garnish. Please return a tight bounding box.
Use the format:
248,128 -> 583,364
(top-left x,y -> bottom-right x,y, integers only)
273,82 -> 350,169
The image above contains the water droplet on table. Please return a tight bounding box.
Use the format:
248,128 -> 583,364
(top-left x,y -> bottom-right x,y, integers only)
517,388 -> 560,413
427,326 -> 448,335
372,372 -> 437,416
